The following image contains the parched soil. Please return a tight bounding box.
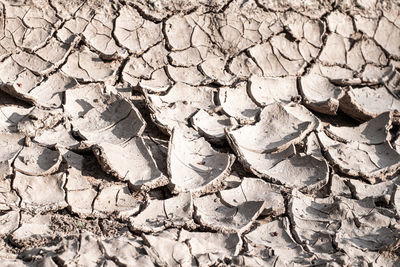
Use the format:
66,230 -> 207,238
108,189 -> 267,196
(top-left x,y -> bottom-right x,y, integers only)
1,0 -> 400,266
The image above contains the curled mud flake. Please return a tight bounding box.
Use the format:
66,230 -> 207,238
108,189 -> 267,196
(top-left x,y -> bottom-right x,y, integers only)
93,184 -> 142,219
326,111 -> 393,145
339,86 -> 400,121
145,82 -> 215,133
300,73 -> 344,115
34,124 -> 79,149
347,176 -> 399,202
65,84 -> 146,144
13,171 -> 67,212
219,177 -> 285,216
264,154 -> 329,193
193,193 -> 266,234
218,81 -> 260,124
93,137 -> 167,191
318,131 -> 400,183
249,75 -> 298,107
28,71 -> 78,108
179,229 -> 242,266
226,102 -> 314,155
168,126 -> 235,196
0,106 -> 33,133
14,144 -> 62,176
191,109 -> 237,144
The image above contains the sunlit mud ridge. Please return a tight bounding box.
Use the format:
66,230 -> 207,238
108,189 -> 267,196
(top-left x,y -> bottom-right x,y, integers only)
1,0 -> 400,266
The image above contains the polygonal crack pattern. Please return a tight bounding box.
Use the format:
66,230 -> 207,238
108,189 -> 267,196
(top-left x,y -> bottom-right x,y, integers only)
0,0 -> 400,266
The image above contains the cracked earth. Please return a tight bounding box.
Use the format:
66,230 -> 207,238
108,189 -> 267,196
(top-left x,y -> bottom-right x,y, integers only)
1,0 -> 400,266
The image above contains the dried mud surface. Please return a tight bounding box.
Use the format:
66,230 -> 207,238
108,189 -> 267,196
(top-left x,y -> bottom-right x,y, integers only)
1,0 -> 400,266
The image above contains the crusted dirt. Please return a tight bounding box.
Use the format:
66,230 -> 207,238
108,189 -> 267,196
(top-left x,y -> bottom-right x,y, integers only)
1,0 -> 400,266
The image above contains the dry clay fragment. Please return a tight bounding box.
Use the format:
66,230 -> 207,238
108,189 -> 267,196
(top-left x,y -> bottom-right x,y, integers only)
245,218 -> 313,265
93,137 -> 168,191
179,229 -> 242,266
16,107 -> 66,138
61,149 -> 97,217
55,232 -> 105,266
0,133 -> 24,178
289,190 -> 398,264
12,36 -> 79,76
0,176 -> 20,211
0,210 -> 20,236
142,229 -> 193,267
14,144 -> 62,176
339,86 -> 400,121
220,177 -> 285,217
168,126 -> 235,196
194,193 -> 266,233
218,81 -> 260,124
300,74 -> 344,115
249,76 -> 299,106
82,6 -> 127,59
13,171 -> 67,212
226,102 -> 314,155
145,82 -> 215,133
0,57 -> 43,100
326,111 -> 393,144
191,109 -> 237,144
114,5 -> 162,54
11,213 -> 53,246
130,193 -> 194,233
93,184 -> 142,219
65,84 -> 146,144
61,46 -> 118,83
288,190 -> 345,261
101,236 -> 155,266
318,132 -> 400,183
